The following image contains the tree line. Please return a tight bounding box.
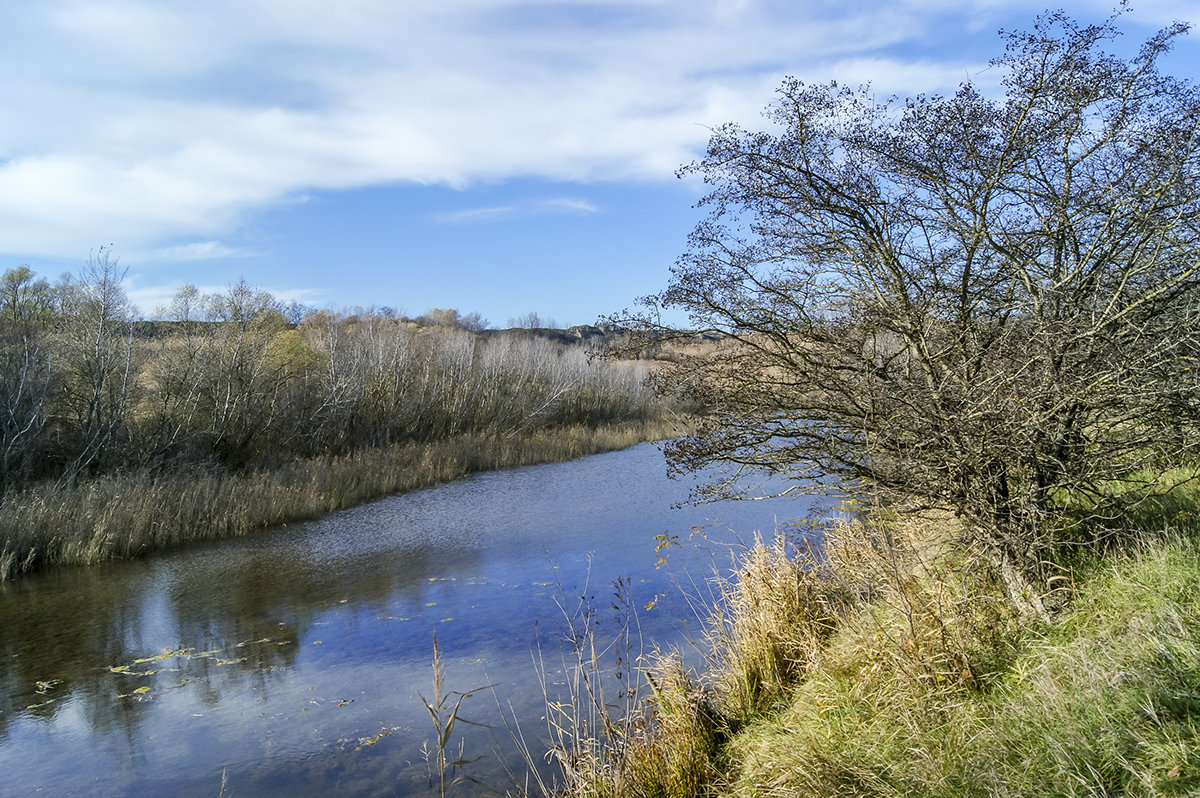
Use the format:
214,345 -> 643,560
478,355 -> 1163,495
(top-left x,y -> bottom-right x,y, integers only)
0,250 -> 655,493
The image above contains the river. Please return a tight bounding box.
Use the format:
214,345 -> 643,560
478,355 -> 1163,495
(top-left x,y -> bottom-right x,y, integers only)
0,442 -> 817,796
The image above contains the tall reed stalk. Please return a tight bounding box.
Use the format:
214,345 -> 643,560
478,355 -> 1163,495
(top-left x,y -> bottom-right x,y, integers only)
419,634 -> 489,797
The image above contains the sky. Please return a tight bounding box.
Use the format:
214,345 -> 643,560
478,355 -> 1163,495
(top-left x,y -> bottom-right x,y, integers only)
1,1 -> 1197,327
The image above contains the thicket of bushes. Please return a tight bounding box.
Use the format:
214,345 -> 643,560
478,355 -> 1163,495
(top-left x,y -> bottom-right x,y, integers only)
0,254 -> 657,493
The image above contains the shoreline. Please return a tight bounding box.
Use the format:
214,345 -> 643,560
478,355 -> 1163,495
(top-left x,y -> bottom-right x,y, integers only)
0,418 -> 679,582
553,489 -> 1200,797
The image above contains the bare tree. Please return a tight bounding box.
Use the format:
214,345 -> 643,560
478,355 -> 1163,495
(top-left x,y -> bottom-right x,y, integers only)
144,284 -> 211,460
54,247 -> 136,485
201,279 -> 291,464
623,10 -> 1200,613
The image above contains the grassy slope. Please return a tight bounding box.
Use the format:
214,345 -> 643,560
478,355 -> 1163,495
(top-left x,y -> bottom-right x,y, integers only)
727,534 -> 1200,797
561,482 -> 1200,798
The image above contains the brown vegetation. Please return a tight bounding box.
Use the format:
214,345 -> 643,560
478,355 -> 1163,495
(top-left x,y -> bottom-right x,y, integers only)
545,485 -> 1200,796
0,420 -> 676,581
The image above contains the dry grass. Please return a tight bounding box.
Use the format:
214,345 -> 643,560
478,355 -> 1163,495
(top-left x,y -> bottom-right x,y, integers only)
629,651 -> 722,797
708,533 -> 843,723
529,481 -> 1200,798
0,418 -> 678,581
541,510 -> 1032,797
723,530 -> 1200,798
717,512 -> 1021,797
541,647 -> 720,798
708,512 -> 1021,724
420,634 -> 490,797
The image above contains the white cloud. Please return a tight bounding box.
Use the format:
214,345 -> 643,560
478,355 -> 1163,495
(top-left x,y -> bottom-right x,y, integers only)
432,196 -> 601,224
0,0 -> 1191,262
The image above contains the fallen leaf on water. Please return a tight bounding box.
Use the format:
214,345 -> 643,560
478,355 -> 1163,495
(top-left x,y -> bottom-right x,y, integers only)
235,637 -> 274,648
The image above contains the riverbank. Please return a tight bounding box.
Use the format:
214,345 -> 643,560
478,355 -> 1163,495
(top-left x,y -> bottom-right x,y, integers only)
0,417 -> 680,581
555,482 -> 1200,797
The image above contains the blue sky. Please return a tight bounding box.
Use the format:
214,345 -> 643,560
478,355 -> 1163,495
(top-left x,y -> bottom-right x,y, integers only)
1,1 -> 1196,326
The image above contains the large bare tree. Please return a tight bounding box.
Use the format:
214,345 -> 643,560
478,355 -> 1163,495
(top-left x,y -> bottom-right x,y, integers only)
626,10 -> 1200,612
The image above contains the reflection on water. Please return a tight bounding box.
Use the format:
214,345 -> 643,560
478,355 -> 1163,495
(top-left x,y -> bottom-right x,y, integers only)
0,443 -> 814,796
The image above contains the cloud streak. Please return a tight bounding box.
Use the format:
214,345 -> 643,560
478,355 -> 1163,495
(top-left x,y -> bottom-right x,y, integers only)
432,196 -> 601,224
542,198 -> 601,214
431,206 -> 517,224
155,241 -> 257,261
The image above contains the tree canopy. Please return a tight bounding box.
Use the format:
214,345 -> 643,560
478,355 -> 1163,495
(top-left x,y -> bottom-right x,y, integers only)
628,9 -> 1200,611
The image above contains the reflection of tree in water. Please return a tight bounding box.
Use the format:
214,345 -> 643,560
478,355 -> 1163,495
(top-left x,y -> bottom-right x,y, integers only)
0,561 -> 156,738
0,530 -> 486,741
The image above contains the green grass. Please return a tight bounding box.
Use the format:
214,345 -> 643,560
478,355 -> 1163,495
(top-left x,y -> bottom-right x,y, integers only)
974,537 -> 1200,796
724,533 -> 1200,797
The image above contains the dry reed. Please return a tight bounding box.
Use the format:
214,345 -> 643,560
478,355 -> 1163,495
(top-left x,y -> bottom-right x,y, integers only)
541,511 -> 1028,797
0,418 -> 677,581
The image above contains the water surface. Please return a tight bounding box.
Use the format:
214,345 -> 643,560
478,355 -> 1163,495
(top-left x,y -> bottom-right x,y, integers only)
0,443 -> 814,796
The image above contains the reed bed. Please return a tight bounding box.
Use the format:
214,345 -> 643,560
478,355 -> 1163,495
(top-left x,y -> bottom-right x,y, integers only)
0,418 -> 675,581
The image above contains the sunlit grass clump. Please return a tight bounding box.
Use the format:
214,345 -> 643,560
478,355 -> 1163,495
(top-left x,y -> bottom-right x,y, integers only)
724,530 -> 1200,797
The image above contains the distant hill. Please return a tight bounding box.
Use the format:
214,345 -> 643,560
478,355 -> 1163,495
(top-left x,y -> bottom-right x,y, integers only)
481,323 -> 626,346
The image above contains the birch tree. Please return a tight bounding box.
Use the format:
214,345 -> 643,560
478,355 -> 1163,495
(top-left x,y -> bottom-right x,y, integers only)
54,248 -> 136,484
